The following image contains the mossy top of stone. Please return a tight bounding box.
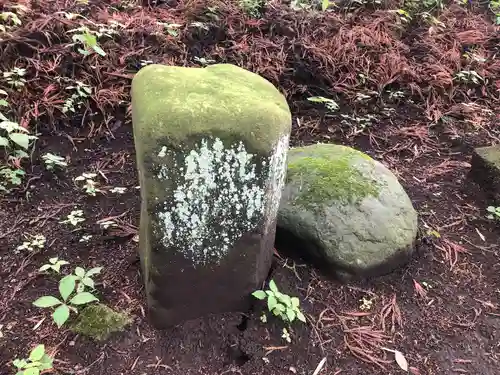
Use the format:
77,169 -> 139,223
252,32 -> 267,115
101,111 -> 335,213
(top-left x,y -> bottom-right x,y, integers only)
286,144 -> 382,208
475,145 -> 500,168
71,304 -> 132,341
131,64 -> 291,153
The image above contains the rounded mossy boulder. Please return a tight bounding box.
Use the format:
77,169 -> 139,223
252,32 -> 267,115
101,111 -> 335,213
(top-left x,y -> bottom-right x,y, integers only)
71,304 -> 132,341
277,144 -> 418,280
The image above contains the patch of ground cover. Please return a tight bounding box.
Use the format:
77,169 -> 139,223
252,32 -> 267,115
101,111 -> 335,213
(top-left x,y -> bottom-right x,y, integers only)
1,0 -> 499,374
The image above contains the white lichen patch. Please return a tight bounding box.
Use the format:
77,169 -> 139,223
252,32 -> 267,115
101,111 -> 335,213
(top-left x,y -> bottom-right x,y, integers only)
264,134 -> 290,233
155,136 -> 288,266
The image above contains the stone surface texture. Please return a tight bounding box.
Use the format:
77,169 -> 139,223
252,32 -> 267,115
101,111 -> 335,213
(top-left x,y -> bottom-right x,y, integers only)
469,145 -> 500,204
276,144 -> 418,280
132,64 -> 291,327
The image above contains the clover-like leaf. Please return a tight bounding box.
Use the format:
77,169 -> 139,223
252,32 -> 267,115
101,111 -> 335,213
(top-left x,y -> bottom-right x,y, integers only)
59,275 -> 76,301
33,296 -> 62,308
267,295 -> 277,311
24,367 -> 40,375
291,297 -> 300,308
86,267 -> 102,276
279,294 -> 292,307
252,290 -> 266,300
39,354 -> 53,370
69,292 -> 98,305
9,133 -> 31,149
38,265 -> 51,272
52,304 -> 70,327
13,359 -> 27,368
286,308 -> 296,322
296,310 -> 306,323
81,277 -> 94,288
74,267 -> 85,278
29,344 -> 45,362
268,280 -> 278,293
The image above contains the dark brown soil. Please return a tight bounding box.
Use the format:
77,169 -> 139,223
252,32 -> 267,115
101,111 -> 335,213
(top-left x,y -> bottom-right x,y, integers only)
1,1 -> 500,375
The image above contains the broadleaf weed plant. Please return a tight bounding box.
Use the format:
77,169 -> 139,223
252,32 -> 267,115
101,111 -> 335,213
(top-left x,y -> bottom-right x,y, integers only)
63,81 -> 92,113
486,206 -> 500,220
252,280 -> 306,326
42,153 -> 68,170
74,172 -> 100,196
73,266 -> 102,293
3,67 -> 26,90
16,234 -> 46,253
39,257 -> 70,274
307,96 -> 339,112
12,344 -> 53,375
33,273 -> 99,327
60,209 -> 85,226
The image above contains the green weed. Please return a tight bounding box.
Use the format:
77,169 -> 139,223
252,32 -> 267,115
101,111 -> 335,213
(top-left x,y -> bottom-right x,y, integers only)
39,258 -> 70,274
33,273 -> 99,327
252,280 -> 306,324
12,344 -> 53,375
42,153 -> 68,170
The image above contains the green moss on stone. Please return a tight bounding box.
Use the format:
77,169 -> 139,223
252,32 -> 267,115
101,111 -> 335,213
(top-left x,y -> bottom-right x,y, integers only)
131,63 -> 291,154
286,144 -> 381,208
71,304 -> 132,341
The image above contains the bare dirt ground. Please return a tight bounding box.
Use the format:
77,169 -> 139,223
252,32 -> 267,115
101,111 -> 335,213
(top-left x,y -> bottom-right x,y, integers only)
0,1 -> 499,374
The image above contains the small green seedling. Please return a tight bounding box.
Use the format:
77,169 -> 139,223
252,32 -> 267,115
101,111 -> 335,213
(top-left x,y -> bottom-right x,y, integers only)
63,81 -> 91,113
71,31 -> 106,56
487,206 -> 500,220
0,168 -> 25,192
393,8 -> 412,23
0,88 -> 8,107
194,56 -> 215,66
74,172 -> 100,196
79,234 -> 92,243
140,60 -> 153,67
157,22 -> 182,37
16,234 -> 46,253
3,67 -> 26,90
281,328 -> 291,343
359,296 -> 375,311
307,96 -> 339,112
1,11 -> 22,33
42,153 -> 67,170
60,210 -> 85,226
426,229 -> 441,238
12,344 -> 53,375
33,274 -> 99,327
39,258 -> 69,274
0,114 -> 37,151
99,220 -> 116,230
190,21 -> 210,31
252,280 -> 306,323
73,266 -> 102,293
454,70 -> 484,85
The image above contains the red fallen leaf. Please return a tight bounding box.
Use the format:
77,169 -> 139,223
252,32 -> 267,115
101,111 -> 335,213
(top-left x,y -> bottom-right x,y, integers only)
409,366 -> 421,374
413,279 -> 427,299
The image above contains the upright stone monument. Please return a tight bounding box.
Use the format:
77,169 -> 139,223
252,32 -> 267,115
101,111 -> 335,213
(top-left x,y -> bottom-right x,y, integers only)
131,64 -> 291,328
